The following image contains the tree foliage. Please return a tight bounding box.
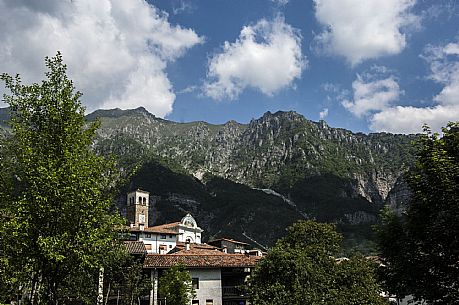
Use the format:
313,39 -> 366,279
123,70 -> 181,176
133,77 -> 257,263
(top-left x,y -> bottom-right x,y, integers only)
249,220 -> 386,305
377,122 -> 459,304
0,53 -> 125,304
103,252 -> 151,305
158,264 -> 196,305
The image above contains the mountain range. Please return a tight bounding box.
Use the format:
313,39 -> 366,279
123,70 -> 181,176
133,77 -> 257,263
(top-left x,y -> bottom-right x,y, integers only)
0,106 -> 417,253
89,107 -> 417,254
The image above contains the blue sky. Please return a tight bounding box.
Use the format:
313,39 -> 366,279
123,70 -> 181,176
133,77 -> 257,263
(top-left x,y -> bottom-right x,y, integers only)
0,0 -> 458,134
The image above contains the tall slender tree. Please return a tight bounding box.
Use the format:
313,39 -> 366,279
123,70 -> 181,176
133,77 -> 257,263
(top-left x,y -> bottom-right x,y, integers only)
378,122 -> 459,304
0,53 -> 125,304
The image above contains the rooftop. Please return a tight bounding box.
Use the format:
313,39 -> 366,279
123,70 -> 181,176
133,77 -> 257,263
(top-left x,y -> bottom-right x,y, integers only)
144,252 -> 261,268
208,238 -> 250,246
124,241 -> 146,255
129,224 -> 179,235
175,242 -> 219,251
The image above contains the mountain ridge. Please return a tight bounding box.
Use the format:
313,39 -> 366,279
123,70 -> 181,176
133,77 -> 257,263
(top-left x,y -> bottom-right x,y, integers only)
1,106 -> 416,252
90,107 -> 417,252
88,107 -> 416,204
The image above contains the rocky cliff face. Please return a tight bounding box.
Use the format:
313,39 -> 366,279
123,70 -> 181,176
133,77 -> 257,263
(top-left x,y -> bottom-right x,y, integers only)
91,108 -> 416,206
385,176 -> 412,215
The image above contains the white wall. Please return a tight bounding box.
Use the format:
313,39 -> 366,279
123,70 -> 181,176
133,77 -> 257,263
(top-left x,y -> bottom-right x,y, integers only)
178,228 -> 202,244
139,233 -> 177,254
189,269 -> 222,305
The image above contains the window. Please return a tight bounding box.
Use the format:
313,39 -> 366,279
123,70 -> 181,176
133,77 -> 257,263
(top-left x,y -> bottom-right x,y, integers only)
206,300 -> 213,305
192,278 -> 199,289
192,301 -> 199,305
169,235 -> 173,238
160,234 -> 166,239
144,233 -> 151,238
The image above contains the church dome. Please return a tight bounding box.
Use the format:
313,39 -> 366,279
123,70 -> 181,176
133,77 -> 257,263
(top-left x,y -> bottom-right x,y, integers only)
181,213 -> 197,228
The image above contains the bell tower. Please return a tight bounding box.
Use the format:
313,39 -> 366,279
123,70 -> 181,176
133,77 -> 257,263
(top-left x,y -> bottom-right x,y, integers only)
127,189 -> 149,228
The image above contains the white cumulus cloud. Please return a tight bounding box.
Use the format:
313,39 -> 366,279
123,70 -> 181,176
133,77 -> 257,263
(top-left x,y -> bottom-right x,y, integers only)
313,0 -> 419,65
342,74 -> 402,118
0,0 -> 203,117
319,108 -> 329,119
368,39 -> 459,134
370,105 -> 459,134
204,17 -> 306,100
427,42 -> 459,106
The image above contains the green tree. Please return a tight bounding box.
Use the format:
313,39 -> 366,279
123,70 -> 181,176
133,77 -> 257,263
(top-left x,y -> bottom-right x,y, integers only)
378,122 -> 459,304
159,264 -> 196,305
249,220 -> 386,305
103,252 -> 152,305
0,53 -> 125,304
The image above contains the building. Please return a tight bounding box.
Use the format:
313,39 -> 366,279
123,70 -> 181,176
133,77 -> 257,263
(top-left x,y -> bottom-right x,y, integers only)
207,238 -> 251,254
145,247 -> 260,305
124,189 -> 262,305
127,189 -> 203,254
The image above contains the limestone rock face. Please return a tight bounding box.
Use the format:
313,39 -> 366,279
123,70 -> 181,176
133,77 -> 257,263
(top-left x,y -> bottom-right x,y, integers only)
91,108 -> 416,206
385,176 -> 413,215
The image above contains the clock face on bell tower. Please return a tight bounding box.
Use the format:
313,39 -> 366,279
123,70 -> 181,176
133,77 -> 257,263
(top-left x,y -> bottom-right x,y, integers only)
139,214 -> 145,224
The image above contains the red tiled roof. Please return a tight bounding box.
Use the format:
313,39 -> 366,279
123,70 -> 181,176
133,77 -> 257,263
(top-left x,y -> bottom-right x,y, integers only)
124,241 -> 146,255
175,242 -> 219,250
144,252 -> 261,268
173,248 -> 223,255
167,243 -> 220,254
129,224 -> 178,235
151,222 -> 180,230
208,238 -> 250,246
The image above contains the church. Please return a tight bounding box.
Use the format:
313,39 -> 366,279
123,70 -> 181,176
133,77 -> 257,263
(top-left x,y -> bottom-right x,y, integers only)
124,189 -> 262,305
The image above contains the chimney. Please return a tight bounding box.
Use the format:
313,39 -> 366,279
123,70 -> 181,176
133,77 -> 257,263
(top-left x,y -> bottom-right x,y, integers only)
139,223 -> 144,231
185,241 -> 190,251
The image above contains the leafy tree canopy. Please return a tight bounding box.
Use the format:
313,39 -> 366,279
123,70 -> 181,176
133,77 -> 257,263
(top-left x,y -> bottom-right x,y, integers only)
0,52 -> 125,304
378,122 -> 459,304
159,264 -> 196,305
249,220 -> 386,305
103,252 -> 151,305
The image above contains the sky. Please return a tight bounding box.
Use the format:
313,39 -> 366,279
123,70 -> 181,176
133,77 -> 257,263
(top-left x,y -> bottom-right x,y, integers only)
0,0 -> 458,134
